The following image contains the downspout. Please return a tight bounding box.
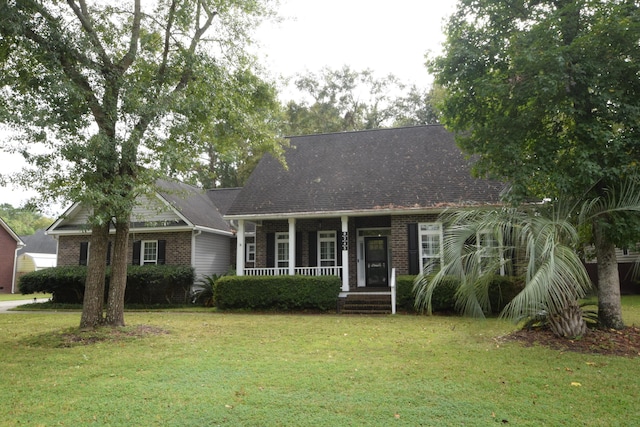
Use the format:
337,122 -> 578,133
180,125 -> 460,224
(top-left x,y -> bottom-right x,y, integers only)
11,242 -> 25,294
192,230 -> 201,278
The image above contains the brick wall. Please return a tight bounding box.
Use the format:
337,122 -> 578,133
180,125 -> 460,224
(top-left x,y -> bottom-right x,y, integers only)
57,231 -> 193,266
391,214 -> 439,275
0,229 -> 18,293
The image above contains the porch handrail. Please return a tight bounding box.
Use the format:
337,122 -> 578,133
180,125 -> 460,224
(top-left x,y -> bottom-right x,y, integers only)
243,266 -> 343,277
390,267 -> 397,315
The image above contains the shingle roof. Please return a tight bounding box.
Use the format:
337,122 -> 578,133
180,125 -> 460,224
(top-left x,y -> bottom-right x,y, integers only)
226,125 -> 505,217
18,229 -> 57,255
206,187 -> 242,216
157,180 -> 233,233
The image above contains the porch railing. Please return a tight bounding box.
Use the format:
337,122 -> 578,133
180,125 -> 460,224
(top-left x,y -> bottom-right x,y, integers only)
243,266 -> 343,277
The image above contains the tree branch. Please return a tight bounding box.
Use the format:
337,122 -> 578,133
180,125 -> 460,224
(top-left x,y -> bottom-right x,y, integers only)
65,0 -> 113,69
117,0 -> 142,72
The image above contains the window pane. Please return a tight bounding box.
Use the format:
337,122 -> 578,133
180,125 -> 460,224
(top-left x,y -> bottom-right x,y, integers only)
276,232 -> 289,268
143,241 -> 158,265
418,223 -> 442,273
318,231 -> 336,266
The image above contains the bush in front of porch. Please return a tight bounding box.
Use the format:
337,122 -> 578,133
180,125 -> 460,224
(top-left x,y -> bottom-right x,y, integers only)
214,275 -> 341,311
396,275 -> 523,315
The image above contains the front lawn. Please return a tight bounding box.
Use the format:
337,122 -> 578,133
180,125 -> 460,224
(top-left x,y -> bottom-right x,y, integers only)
1,299 -> 639,426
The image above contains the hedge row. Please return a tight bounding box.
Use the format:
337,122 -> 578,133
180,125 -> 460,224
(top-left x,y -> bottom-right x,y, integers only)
396,274 -> 524,314
19,265 -> 195,305
214,275 -> 341,311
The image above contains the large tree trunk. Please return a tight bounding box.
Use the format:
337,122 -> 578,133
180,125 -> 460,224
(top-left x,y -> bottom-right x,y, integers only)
105,218 -> 130,327
80,222 -> 109,329
593,221 -> 625,329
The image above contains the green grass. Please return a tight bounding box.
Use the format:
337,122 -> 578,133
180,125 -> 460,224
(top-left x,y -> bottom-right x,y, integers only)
1,298 -> 639,426
0,293 -> 51,302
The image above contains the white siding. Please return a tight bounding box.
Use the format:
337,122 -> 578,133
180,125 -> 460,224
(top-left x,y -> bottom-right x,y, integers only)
615,248 -> 640,264
193,232 -> 231,279
59,195 -> 182,228
64,205 -> 93,226
584,246 -> 640,264
131,195 -> 183,223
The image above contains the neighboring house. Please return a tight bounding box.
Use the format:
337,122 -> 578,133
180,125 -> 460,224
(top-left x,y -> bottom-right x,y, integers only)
16,228 -> 58,285
224,125 -> 506,305
584,248 -> 640,294
0,217 -> 25,294
47,180 -> 239,280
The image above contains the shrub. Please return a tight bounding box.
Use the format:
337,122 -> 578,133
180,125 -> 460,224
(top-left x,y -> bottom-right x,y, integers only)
397,275 -> 458,313
190,273 -> 221,306
19,266 -> 87,303
487,275 -> 524,313
125,265 -> 194,304
18,265 -> 195,305
214,275 -> 341,311
400,274 -> 523,315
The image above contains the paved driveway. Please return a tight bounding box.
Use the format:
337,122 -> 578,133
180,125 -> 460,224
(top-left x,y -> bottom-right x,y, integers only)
0,298 -> 48,313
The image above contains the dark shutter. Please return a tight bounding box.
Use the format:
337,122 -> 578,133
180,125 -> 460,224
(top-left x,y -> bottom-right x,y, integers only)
408,223 -> 419,275
295,232 -> 303,267
106,241 -> 112,266
308,232 -> 317,267
132,240 -> 141,266
79,242 -> 89,266
336,231 -> 342,266
266,233 -> 275,268
157,240 -> 166,265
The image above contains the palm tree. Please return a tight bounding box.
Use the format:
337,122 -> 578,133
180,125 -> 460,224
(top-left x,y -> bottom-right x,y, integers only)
414,177 -> 640,339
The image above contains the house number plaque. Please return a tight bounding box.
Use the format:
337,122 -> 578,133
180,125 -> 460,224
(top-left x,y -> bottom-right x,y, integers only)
341,231 -> 348,251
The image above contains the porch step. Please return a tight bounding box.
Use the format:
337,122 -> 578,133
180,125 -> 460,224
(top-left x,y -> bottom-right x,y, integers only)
338,294 -> 392,315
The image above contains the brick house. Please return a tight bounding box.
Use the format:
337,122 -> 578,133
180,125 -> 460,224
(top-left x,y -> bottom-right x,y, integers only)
47,180 -> 239,279
0,217 -> 25,294
224,125 -> 505,306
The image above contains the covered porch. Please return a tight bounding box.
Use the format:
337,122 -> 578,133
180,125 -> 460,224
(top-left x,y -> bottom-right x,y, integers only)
233,214 -> 398,312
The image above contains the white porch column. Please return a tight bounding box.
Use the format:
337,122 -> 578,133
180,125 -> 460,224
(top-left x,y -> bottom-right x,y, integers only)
288,217 -> 296,275
236,219 -> 245,276
341,215 -> 349,292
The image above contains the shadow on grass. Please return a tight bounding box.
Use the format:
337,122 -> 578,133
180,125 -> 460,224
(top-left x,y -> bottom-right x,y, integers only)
21,325 -> 170,348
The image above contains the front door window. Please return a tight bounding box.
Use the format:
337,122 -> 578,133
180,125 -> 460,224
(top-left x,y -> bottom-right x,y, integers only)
364,236 -> 388,286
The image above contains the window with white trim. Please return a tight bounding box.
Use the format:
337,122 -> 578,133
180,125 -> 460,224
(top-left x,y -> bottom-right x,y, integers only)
142,240 -> 158,265
318,231 -> 336,266
276,232 -> 289,268
419,223 -> 443,273
246,242 -> 256,263
478,231 -> 504,275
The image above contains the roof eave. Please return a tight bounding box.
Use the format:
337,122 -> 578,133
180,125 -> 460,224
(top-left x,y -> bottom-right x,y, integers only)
224,203 -> 504,221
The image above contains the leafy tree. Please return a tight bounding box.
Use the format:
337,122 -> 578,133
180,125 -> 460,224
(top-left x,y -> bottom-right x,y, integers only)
282,66 -> 438,136
391,84 -> 443,127
0,203 -> 53,235
0,0 -> 281,328
429,0 -> 640,329
182,69 -> 285,188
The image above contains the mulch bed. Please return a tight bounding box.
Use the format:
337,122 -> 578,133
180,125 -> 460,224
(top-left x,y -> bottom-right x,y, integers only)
506,326 -> 640,357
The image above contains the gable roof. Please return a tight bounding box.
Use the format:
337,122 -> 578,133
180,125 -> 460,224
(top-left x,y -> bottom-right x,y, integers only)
225,125 -> 505,218
157,180 -> 234,233
48,179 -> 236,235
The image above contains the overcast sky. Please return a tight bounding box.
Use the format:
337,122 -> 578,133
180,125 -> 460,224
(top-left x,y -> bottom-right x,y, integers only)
0,0 -> 458,214
256,0 -> 457,92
